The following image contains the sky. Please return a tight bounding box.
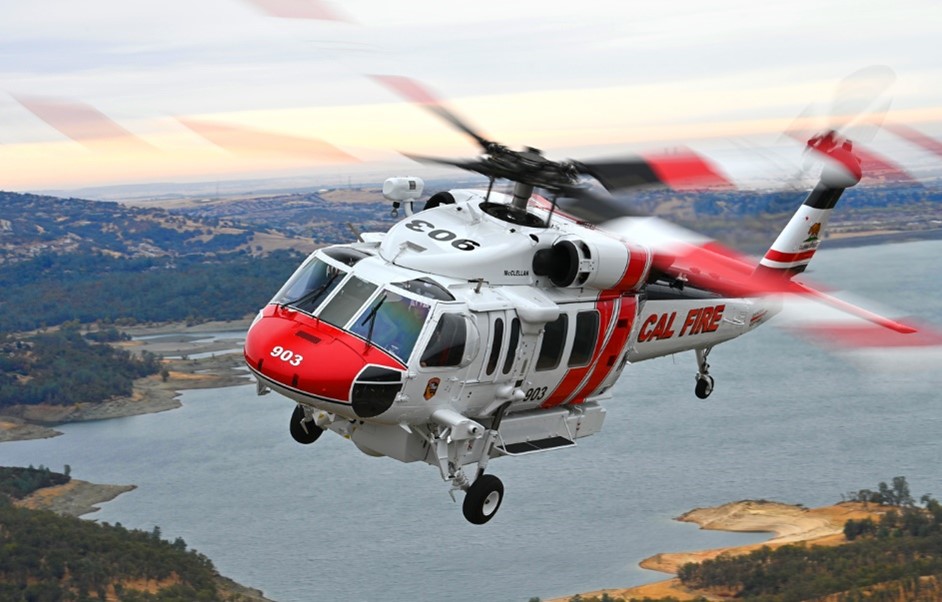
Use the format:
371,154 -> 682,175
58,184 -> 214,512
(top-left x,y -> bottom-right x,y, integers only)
1,0 -> 941,192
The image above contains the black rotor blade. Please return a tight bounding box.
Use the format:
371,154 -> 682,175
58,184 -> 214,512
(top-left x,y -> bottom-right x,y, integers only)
574,159 -> 665,192
402,152 -> 492,174
576,150 -> 731,193
555,185 -> 650,223
370,75 -> 494,151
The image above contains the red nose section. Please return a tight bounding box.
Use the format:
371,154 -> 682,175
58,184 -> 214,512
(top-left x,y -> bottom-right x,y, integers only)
244,305 -> 404,405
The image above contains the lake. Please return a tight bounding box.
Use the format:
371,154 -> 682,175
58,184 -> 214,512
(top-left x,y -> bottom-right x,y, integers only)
3,239 -> 941,602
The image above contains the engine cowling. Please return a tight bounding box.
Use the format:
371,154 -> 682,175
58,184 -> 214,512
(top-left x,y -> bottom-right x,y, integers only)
532,236 -> 652,292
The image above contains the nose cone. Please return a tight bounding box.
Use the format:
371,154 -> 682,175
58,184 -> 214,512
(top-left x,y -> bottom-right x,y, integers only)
244,305 -> 404,413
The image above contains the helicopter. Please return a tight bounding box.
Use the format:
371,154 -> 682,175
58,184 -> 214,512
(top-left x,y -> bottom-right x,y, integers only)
242,77 -> 921,524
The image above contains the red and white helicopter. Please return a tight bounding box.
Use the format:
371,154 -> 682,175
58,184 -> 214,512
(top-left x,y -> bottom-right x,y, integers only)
242,77 -> 925,524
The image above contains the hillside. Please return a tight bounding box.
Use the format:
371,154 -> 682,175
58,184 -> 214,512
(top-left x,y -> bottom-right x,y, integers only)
0,191 -> 315,264
0,466 -> 273,601
165,189 -> 396,243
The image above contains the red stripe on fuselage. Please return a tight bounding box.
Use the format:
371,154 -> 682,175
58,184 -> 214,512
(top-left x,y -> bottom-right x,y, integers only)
540,296 -> 617,409
615,243 -> 650,291
569,296 -> 637,404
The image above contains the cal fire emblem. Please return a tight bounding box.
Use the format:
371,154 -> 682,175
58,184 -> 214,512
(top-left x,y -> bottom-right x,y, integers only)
424,377 -> 441,400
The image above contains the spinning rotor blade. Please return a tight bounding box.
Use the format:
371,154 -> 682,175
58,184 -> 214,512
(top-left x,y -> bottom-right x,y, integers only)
13,94 -> 155,152
242,0 -> 351,21
370,75 -> 494,151
785,66 -> 895,144
179,118 -> 359,163
575,148 -> 733,193
403,153 -> 494,175
831,65 -> 895,140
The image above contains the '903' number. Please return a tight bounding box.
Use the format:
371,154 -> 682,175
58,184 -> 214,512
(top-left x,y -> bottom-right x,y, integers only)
271,346 -> 303,366
404,219 -> 480,251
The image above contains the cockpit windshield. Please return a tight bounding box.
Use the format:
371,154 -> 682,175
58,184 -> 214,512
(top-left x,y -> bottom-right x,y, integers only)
270,247 -> 371,313
350,291 -> 430,363
271,256 -> 346,313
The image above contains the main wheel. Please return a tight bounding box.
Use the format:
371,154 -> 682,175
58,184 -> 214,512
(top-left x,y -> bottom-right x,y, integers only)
695,375 -> 715,400
462,474 -> 504,525
289,405 -> 323,444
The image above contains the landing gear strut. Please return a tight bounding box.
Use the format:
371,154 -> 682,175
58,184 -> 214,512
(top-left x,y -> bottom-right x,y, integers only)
289,404 -> 323,444
424,403 -> 511,524
694,347 -> 715,399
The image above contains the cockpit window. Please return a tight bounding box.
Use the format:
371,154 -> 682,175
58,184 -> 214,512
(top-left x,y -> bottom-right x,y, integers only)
421,314 -> 467,368
323,247 -> 370,267
391,278 -> 455,301
350,291 -> 431,362
318,277 -> 378,328
271,256 -> 346,313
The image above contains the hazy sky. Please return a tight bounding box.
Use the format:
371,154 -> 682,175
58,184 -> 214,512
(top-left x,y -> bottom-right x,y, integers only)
1,0 -> 940,191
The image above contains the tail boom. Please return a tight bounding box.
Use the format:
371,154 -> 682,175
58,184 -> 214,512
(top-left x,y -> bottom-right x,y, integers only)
758,184 -> 845,275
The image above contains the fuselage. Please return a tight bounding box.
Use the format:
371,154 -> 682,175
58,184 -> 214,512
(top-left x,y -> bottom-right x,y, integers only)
243,189 -> 778,430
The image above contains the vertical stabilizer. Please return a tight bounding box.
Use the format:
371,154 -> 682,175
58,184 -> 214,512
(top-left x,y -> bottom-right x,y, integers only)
757,132 -> 861,278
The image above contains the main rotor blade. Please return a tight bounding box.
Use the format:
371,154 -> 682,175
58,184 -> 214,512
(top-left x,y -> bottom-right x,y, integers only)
179,118 -> 359,162
13,94 -> 155,152
555,186 -> 650,221
402,152 -> 492,173
370,75 -> 494,151
576,149 -> 732,193
242,0 -> 352,21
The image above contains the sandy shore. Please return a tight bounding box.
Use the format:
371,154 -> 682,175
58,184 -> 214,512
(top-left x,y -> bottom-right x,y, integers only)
548,500 -> 886,602
0,319 -> 253,442
14,479 -> 137,517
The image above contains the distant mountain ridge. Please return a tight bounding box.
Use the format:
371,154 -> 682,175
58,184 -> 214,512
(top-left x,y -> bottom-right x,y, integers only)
0,191 -> 309,264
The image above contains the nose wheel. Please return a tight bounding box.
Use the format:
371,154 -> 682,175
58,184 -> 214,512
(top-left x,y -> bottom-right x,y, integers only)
289,404 -> 323,444
462,474 -> 504,525
694,347 -> 714,399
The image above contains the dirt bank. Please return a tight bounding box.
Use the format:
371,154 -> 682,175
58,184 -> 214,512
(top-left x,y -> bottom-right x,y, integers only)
548,500 -> 886,602
15,479 -> 137,518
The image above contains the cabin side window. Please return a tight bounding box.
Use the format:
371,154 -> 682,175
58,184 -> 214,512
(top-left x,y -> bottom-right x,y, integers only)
502,318 -> 520,375
536,314 -> 568,371
568,310 -> 600,367
421,314 -> 467,368
485,317 -> 504,376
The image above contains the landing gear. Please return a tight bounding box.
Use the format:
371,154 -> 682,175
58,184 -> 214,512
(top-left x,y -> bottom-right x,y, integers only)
694,347 -> 714,399
420,403 -> 511,524
695,374 -> 715,399
289,404 -> 323,444
462,474 -> 504,525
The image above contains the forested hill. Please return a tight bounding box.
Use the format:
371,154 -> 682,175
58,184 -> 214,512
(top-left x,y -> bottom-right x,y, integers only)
0,466 -> 267,601
0,190 -> 306,264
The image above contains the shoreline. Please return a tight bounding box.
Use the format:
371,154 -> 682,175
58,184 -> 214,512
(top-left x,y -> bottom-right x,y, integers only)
0,319 -> 252,443
11,478 -> 276,601
548,500 -> 886,601
14,479 -> 138,518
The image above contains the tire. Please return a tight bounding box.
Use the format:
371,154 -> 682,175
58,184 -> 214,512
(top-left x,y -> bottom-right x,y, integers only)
289,405 -> 323,444
695,375 -> 714,400
462,474 -> 504,525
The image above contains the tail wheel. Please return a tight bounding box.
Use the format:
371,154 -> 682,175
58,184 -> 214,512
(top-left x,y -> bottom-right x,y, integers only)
289,404 -> 323,444
462,474 -> 504,525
